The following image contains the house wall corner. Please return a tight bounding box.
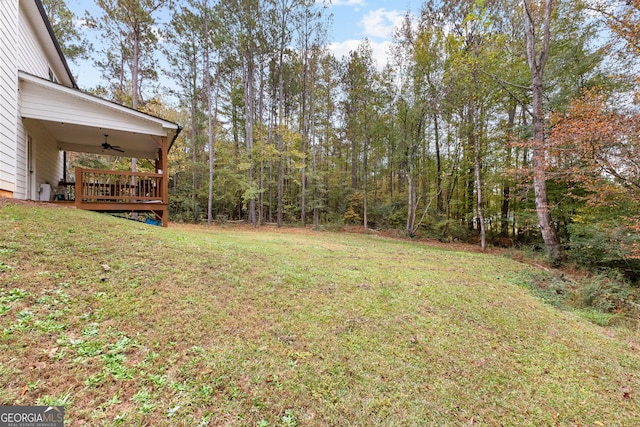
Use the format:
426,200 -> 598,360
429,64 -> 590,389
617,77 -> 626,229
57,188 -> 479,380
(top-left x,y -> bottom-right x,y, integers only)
0,0 -> 19,197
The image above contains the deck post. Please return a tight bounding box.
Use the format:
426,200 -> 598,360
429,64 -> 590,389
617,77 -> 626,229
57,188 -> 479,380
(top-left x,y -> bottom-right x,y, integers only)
75,168 -> 81,209
160,136 -> 169,227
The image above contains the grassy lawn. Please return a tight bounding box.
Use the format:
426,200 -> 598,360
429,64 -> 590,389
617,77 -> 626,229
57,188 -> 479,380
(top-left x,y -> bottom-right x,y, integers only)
0,202 -> 639,426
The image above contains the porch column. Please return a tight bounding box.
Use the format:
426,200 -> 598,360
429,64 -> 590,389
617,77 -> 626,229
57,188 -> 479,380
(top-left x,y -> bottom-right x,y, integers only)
160,136 -> 169,226
75,168 -> 82,208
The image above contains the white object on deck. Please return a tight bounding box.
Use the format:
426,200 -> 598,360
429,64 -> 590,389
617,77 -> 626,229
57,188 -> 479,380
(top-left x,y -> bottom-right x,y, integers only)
39,183 -> 51,201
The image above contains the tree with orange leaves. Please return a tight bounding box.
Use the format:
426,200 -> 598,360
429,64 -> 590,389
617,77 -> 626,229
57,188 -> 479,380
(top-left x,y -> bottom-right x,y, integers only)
549,89 -> 640,274
549,90 -> 640,206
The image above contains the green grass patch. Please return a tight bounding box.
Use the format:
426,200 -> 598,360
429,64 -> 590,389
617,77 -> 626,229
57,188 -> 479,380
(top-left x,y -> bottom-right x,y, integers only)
0,203 -> 639,425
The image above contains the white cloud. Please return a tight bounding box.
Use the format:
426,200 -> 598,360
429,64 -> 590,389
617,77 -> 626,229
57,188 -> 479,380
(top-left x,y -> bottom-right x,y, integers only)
327,39 -> 361,61
327,39 -> 393,70
359,8 -> 404,39
370,40 -> 393,68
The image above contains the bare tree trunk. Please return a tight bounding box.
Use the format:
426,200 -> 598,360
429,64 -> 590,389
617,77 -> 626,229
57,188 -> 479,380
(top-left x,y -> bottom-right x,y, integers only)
300,29 -> 309,227
310,62 -> 319,230
182,48 -> 199,223
472,31 -> 485,251
434,113 -> 443,215
267,88 -> 275,224
501,105 -> 516,237
206,35 -> 219,225
363,128 -> 368,230
277,58 -> 284,227
312,140 -> 319,229
257,61 -> 266,225
131,30 -> 140,219
276,2 -> 288,228
351,138 -> 358,190
523,0 -> 565,263
205,15 -> 213,225
245,63 -> 256,226
474,130 -> 486,251
191,73 -> 198,222
406,172 -> 416,236
131,26 -> 140,110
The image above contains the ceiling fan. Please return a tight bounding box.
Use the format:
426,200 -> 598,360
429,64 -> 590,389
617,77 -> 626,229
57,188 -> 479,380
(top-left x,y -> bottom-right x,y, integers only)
101,134 -> 124,153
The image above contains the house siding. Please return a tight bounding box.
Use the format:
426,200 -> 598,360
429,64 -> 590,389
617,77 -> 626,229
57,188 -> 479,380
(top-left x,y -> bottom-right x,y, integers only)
28,121 -> 63,198
15,117 -> 63,201
0,0 -> 19,194
20,81 -> 165,136
17,1 -> 53,80
12,0 -> 66,199
15,112 -> 27,199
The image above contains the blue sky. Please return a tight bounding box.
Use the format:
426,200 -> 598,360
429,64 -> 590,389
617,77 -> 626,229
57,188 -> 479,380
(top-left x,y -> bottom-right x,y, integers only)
65,0 -> 420,88
325,0 -> 419,66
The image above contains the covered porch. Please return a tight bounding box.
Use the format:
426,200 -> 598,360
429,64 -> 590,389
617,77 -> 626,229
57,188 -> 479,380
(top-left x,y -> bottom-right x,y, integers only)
19,71 -> 181,226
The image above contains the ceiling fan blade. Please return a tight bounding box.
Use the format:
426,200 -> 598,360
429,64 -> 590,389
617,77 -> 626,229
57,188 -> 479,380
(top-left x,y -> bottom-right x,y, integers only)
101,141 -> 125,153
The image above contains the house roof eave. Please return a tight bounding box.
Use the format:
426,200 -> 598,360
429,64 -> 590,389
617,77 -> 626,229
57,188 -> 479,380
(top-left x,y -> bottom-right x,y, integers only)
33,0 -> 77,89
19,71 -> 180,134
19,72 -> 181,159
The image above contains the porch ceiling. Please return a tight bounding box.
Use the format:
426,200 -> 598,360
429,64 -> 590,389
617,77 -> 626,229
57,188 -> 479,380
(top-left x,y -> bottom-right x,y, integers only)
19,71 -> 180,160
24,118 -> 163,159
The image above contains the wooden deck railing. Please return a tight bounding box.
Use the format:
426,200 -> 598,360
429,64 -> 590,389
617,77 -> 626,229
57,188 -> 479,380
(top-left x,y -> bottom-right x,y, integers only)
74,168 -> 168,226
75,168 -> 165,204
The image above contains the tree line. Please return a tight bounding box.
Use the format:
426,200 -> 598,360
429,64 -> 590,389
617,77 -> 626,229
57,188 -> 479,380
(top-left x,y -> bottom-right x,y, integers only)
45,0 -> 640,274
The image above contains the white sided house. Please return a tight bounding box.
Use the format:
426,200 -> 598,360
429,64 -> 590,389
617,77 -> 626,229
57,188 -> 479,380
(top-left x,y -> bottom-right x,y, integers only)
0,0 -> 180,226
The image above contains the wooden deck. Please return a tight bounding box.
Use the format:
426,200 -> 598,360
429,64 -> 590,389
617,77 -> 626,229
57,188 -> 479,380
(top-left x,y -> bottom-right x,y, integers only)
73,168 -> 168,226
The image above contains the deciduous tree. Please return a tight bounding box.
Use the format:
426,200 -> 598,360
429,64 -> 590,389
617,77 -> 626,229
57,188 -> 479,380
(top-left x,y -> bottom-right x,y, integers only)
523,0 -> 565,263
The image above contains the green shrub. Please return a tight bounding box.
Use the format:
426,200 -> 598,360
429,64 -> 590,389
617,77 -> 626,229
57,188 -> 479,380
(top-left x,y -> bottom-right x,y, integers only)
516,270 -> 640,322
343,206 -> 361,224
343,192 -> 363,224
434,218 -> 473,242
575,272 -> 635,313
568,222 -> 640,282
369,202 -> 405,229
